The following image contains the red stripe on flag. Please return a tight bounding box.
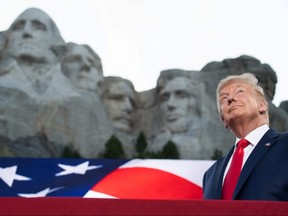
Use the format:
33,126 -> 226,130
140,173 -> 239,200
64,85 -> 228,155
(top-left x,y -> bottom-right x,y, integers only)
91,167 -> 202,199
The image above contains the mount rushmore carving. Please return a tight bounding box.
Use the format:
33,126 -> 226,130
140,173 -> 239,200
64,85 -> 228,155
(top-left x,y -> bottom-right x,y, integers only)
0,8 -> 287,159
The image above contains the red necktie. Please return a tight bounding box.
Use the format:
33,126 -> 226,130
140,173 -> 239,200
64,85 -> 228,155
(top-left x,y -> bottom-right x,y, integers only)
222,139 -> 250,200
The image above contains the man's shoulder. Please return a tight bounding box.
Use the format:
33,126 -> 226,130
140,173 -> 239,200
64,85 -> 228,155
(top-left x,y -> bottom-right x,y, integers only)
205,156 -> 226,175
266,129 -> 288,148
276,131 -> 288,140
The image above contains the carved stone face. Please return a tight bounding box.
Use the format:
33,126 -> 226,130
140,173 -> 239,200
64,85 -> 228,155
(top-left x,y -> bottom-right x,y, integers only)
61,45 -> 103,92
6,8 -> 57,63
103,81 -> 135,132
159,77 -> 195,132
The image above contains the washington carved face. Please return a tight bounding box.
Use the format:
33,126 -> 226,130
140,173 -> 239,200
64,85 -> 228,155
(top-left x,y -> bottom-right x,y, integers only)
6,8 -> 58,63
103,80 -> 135,132
61,44 -> 103,92
159,77 -> 196,133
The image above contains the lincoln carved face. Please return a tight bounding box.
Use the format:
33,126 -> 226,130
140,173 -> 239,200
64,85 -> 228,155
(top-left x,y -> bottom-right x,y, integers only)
159,77 -> 197,133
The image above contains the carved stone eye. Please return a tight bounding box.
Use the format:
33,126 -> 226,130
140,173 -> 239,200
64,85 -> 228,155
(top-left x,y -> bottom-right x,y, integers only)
12,20 -> 25,31
32,20 -> 47,31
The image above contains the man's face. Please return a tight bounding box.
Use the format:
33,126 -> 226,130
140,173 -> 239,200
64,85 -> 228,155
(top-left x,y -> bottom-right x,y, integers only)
62,45 -> 103,92
219,82 -> 266,127
159,77 -> 195,132
104,81 -> 135,132
6,9 -> 56,62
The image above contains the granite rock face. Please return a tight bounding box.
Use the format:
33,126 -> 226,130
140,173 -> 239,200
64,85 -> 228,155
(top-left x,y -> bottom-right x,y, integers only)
0,8 -> 112,158
0,8 -> 287,159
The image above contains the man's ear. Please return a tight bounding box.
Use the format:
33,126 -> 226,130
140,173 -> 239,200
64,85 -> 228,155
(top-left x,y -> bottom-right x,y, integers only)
259,100 -> 268,114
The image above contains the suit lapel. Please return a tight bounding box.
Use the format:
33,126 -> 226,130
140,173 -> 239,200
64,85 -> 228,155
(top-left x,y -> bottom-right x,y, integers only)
233,129 -> 279,199
214,147 -> 234,198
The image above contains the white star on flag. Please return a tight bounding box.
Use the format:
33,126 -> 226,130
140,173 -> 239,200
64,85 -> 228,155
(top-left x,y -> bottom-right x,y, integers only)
18,187 -> 63,198
0,165 -> 31,187
55,161 -> 102,176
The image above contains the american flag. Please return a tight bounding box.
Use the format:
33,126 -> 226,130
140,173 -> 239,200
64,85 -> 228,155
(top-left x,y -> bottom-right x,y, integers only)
0,157 -> 213,199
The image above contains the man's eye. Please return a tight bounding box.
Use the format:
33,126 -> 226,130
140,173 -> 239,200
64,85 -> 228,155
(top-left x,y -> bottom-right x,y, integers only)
88,58 -> 96,67
65,56 -> 81,63
110,95 -> 123,101
220,97 -> 227,103
236,89 -> 244,94
176,91 -> 188,98
12,21 -> 25,31
160,93 -> 169,102
32,21 -> 47,31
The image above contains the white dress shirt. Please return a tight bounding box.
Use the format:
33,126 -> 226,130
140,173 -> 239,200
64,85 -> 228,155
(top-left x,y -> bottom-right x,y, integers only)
223,124 -> 270,184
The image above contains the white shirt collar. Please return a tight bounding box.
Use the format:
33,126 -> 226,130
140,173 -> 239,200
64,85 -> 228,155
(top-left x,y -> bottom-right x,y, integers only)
235,124 -> 269,147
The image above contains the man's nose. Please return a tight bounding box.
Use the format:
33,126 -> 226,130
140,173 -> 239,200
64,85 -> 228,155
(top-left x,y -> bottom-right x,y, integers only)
167,95 -> 177,109
22,23 -> 33,39
122,97 -> 133,113
80,58 -> 91,71
227,95 -> 235,104
81,65 -> 90,73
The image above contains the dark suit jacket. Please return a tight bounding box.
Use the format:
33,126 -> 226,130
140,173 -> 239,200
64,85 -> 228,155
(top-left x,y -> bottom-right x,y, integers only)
203,128 -> 288,201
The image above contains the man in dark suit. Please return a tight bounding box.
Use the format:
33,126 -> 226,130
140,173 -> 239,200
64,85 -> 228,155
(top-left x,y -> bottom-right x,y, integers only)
203,73 -> 288,201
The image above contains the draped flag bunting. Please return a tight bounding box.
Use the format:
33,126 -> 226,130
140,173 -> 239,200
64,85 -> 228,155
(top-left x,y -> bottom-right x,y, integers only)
0,157 -> 214,199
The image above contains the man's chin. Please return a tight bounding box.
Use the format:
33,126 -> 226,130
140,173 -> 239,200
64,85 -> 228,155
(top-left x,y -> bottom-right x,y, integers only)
225,115 -> 243,126
10,49 -> 40,59
9,45 -> 47,61
19,53 -> 41,61
113,120 -> 131,132
167,120 -> 188,133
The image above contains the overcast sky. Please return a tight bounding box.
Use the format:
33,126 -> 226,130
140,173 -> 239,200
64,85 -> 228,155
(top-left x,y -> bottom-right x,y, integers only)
0,0 -> 287,106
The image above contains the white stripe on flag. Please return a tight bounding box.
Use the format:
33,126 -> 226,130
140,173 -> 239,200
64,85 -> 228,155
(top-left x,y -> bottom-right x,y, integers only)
119,159 -> 214,187
84,190 -> 117,198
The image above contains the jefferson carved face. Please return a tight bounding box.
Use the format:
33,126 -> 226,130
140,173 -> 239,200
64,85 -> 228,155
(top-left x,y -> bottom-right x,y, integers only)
103,80 -> 135,132
6,8 -> 60,63
61,44 -> 103,92
159,77 -> 196,132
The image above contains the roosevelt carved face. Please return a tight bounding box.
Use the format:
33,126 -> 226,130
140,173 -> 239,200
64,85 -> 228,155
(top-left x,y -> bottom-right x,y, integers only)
103,80 -> 135,132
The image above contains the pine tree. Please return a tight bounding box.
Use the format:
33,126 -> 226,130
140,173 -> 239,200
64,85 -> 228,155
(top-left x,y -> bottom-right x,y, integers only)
135,131 -> 147,158
162,140 -> 180,159
211,149 -> 223,160
61,145 -> 82,158
102,135 -> 126,159
145,140 -> 180,159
